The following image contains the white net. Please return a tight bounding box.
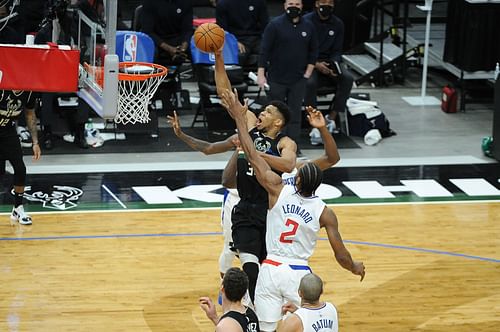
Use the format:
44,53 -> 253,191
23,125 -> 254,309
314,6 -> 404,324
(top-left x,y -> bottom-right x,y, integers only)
114,63 -> 168,125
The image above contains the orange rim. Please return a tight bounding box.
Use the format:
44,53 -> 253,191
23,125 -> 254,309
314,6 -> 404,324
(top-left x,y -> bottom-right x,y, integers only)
118,62 -> 168,81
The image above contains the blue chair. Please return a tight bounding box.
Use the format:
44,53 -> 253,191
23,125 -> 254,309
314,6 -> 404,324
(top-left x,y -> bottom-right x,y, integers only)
116,30 -> 186,116
115,30 -> 155,63
190,32 -> 248,129
190,31 -> 240,65
115,30 -> 180,82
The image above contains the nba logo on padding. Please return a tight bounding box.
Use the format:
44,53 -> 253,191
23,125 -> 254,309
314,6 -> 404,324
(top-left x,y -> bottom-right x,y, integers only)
123,34 -> 138,62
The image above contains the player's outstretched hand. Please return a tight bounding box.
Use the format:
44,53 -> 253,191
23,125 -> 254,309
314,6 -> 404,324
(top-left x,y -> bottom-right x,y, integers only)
305,106 -> 326,129
221,89 -> 247,120
167,111 -> 182,137
199,296 -> 218,324
231,136 -> 241,149
353,261 -> 366,281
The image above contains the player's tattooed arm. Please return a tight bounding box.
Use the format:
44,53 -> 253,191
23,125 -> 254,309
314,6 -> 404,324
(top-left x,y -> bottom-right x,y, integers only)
25,107 -> 41,160
25,107 -> 38,145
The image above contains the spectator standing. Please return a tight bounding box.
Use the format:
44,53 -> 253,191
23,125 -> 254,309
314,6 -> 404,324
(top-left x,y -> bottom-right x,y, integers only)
141,0 -> 193,67
257,0 -> 318,153
216,0 -> 269,68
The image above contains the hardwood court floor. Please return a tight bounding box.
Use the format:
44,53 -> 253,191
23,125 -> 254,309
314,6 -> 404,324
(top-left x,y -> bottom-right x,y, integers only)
0,202 -> 499,331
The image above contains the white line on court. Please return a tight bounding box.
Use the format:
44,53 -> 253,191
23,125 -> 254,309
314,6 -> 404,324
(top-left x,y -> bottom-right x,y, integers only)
1,199 -> 498,216
101,184 -> 127,209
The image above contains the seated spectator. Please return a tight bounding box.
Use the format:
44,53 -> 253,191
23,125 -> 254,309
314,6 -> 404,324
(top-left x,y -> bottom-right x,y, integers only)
304,0 -> 354,134
216,0 -> 269,68
140,0 -> 193,67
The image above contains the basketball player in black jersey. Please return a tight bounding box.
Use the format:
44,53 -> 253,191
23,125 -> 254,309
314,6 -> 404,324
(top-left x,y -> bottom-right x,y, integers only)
0,90 -> 41,225
200,267 -> 259,331
168,48 -> 297,303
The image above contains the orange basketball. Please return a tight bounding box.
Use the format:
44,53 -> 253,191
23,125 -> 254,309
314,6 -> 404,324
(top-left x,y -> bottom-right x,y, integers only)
193,23 -> 225,53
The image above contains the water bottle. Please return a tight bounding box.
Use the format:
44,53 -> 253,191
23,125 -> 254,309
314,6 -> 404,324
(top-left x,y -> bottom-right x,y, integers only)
85,118 -> 94,140
495,62 -> 500,81
85,118 -> 94,131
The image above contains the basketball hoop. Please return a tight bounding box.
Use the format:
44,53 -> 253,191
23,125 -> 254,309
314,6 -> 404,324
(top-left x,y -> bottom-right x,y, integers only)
115,62 -> 168,124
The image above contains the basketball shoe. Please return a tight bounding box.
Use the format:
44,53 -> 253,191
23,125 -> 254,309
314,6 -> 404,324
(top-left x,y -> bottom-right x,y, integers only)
309,128 -> 323,146
10,205 -> 32,225
17,126 -> 33,148
325,115 -> 339,134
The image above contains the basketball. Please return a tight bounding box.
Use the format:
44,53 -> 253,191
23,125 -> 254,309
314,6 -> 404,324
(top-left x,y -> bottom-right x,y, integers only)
193,23 -> 225,53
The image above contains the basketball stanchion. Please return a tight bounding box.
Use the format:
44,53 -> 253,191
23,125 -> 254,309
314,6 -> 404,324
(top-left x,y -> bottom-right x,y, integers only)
115,62 -> 168,124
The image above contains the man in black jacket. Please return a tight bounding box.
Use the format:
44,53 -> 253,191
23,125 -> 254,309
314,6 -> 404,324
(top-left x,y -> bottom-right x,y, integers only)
216,0 -> 269,68
304,0 -> 354,133
140,0 -> 193,66
257,0 -> 318,153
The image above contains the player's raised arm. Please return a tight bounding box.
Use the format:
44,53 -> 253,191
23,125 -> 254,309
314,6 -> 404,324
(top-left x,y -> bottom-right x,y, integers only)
214,49 -> 231,98
306,106 -> 340,170
167,111 -> 236,154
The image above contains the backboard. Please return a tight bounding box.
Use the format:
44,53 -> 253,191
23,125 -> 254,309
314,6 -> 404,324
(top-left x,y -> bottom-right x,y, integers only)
76,0 -> 119,120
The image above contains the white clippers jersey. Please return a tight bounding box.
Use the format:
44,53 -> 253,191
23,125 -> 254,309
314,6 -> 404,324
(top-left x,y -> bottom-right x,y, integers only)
294,302 -> 338,332
266,185 -> 326,261
281,168 -> 297,187
221,188 -> 240,229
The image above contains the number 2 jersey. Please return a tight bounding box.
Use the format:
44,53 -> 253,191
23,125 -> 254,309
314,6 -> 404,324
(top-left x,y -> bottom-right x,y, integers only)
266,184 -> 326,261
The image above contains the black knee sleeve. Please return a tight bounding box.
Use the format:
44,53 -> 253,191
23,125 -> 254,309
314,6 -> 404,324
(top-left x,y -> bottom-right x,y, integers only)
242,262 -> 259,304
11,156 -> 26,187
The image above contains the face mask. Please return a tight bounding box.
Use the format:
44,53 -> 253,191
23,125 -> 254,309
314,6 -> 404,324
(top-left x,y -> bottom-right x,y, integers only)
319,5 -> 333,18
286,6 -> 301,20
